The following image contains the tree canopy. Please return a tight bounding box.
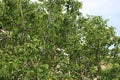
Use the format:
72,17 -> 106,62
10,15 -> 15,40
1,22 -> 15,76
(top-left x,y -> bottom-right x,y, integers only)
0,0 -> 120,79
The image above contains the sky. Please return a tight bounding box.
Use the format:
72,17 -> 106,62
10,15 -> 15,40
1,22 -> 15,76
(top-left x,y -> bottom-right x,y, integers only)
31,0 -> 120,36
81,0 -> 120,36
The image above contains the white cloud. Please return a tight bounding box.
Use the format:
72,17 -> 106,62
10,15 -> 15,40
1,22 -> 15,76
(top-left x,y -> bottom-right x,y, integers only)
81,0 -> 120,15
81,0 -> 120,35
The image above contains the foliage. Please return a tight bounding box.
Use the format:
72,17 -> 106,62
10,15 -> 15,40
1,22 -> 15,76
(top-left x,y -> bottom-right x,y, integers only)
0,0 -> 120,79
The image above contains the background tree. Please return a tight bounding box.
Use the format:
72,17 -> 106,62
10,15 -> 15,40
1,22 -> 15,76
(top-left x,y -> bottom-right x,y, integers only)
0,0 -> 119,79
